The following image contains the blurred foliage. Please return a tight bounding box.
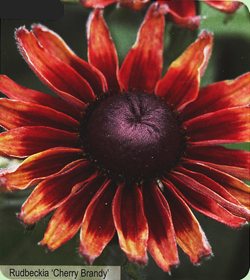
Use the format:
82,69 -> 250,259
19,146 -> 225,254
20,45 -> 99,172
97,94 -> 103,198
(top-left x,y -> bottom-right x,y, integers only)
0,1 -> 250,280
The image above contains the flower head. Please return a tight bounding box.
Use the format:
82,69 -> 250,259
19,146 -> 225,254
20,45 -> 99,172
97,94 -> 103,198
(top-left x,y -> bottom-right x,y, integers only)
80,0 -> 243,29
0,3 -> 249,272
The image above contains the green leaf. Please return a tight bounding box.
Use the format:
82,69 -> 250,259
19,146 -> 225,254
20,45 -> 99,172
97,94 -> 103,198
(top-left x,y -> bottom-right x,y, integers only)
199,2 -> 250,38
123,259 -> 144,280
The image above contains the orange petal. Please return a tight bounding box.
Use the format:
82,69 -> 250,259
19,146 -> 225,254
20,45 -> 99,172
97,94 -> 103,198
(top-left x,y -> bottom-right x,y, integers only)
118,0 -> 149,10
87,9 -> 120,92
40,173 -> 102,250
0,98 -> 79,132
0,148 -> 82,192
204,0 -> 242,13
0,126 -> 78,158
79,179 -> 117,264
155,30 -> 213,111
184,145 -> 250,181
167,172 -> 247,228
0,75 -> 81,120
185,106 -> 250,144
162,179 -> 212,264
18,160 -> 94,225
113,183 -> 148,265
79,0 -> 116,8
175,167 -> 250,221
142,182 -> 179,272
119,3 -> 167,92
159,0 -> 200,29
183,161 -> 250,210
182,73 -> 250,121
15,27 -> 93,109
32,24 -> 106,95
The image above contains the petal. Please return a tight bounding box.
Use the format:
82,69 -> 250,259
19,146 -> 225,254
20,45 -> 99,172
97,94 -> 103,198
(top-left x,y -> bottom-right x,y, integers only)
184,145 -> 250,180
162,179 -> 212,264
79,179 -> 117,264
0,147 -> 82,192
181,73 -> 250,121
18,160 -> 95,225
15,27 -> 94,107
158,0 -> 200,30
87,9 -> 120,92
142,182 -> 179,272
112,183 -> 148,265
0,98 -> 79,132
119,3 -> 167,92
40,173 -> 102,251
155,30 -> 213,111
166,172 -> 247,227
174,167 -> 250,220
204,0 -> 242,13
118,0 -> 149,10
183,161 -> 250,210
0,126 -> 78,157
184,106 -> 250,144
32,24 -> 106,95
79,0 -> 116,8
0,75 -> 81,120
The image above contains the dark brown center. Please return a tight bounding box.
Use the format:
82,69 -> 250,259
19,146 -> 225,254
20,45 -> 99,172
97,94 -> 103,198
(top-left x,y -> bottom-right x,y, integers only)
84,91 -> 181,182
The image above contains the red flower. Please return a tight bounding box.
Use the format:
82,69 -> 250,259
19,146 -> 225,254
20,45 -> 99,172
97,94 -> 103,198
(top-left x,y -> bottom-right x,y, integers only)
80,0 -> 243,29
0,3 -> 249,272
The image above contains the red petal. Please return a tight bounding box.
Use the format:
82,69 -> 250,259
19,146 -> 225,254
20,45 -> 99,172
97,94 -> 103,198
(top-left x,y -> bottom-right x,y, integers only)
32,24 -> 106,95
162,179 -> 212,264
119,3 -> 166,92
181,73 -> 250,121
40,173 -> 103,250
162,0 -> 196,17
79,179 -> 117,264
158,0 -> 200,29
156,30 -> 213,111
79,0 -> 116,8
184,145 -> 250,180
166,171 -> 247,227
183,161 -> 250,210
204,0 -> 242,13
118,0 -> 148,10
184,106 -> 250,144
142,182 -> 179,272
15,27 -> 94,107
18,160 -> 95,225
0,126 -> 78,157
112,183 -> 148,265
0,75 -> 81,120
174,167 -> 250,220
0,98 -> 79,132
87,9 -> 120,92
0,148 -> 82,192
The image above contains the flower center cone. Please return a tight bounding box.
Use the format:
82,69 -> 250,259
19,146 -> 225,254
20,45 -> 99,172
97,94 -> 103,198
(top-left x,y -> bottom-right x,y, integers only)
83,91 -> 181,182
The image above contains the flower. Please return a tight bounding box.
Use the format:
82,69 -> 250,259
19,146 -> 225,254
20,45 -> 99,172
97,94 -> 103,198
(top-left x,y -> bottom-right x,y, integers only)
0,3 -> 249,272
80,0 -> 243,29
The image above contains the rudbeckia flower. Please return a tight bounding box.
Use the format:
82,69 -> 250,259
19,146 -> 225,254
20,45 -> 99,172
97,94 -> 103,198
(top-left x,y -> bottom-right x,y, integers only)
80,0 -> 243,29
0,3 -> 249,272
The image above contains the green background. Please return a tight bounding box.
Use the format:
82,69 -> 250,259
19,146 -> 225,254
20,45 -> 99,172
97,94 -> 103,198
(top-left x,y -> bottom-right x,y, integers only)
0,1 -> 250,279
